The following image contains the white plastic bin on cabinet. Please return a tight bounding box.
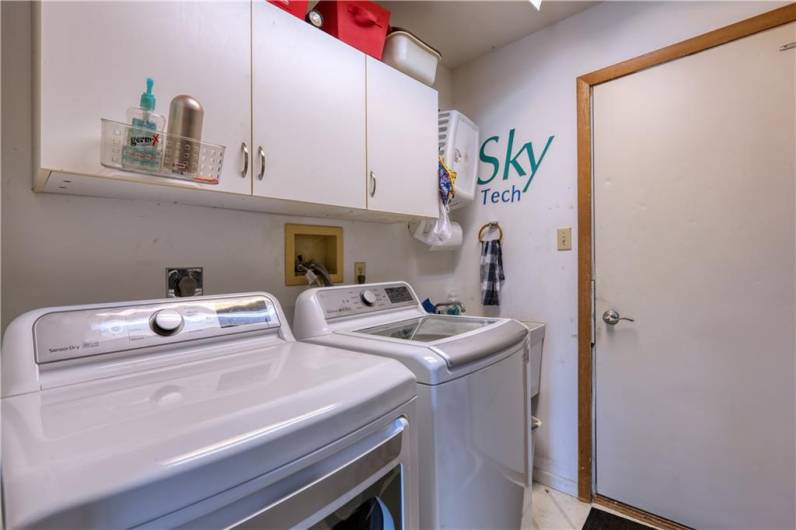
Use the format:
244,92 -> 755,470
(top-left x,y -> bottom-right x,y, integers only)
382,30 -> 441,86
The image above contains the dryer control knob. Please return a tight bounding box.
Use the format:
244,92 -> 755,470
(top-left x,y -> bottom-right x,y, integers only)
360,289 -> 377,306
152,310 -> 183,335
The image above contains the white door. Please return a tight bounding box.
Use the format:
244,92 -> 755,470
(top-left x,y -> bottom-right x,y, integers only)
252,2 -> 366,209
366,58 -> 438,218
37,1 -> 252,195
593,24 -> 796,529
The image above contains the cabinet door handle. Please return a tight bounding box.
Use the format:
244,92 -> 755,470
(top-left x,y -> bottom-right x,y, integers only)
257,146 -> 266,181
369,171 -> 377,197
240,142 -> 249,178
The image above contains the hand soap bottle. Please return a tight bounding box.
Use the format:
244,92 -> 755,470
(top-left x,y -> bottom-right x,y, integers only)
122,78 -> 166,171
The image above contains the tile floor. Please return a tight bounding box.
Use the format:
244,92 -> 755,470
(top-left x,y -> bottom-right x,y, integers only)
522,483 -> 591,530
522,483 -> 659,530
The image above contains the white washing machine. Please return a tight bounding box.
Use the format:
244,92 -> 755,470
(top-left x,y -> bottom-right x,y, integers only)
294,282 -> 545,529
1,292 -> 419,529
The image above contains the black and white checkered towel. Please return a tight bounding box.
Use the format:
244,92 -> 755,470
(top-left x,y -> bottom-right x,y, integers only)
480,239 -> 504,306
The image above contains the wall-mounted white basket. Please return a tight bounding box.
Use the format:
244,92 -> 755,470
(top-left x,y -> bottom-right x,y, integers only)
438,110 -> 479,210
100,119 -> 225,185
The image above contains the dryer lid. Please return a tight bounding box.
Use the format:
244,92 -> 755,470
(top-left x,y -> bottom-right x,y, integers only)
2,342 -> 415,529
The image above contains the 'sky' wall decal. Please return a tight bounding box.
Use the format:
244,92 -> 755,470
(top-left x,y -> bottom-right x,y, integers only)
478,129 -> 554,206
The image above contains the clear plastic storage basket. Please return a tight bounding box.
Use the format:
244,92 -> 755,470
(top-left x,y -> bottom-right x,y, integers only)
100,119 -> 225,185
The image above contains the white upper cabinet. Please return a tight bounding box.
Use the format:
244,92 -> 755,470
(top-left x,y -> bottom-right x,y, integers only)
366,57 -> 439,218
252,3 -> 366,209
34,1 -> 438,220
35,1 -> 252,195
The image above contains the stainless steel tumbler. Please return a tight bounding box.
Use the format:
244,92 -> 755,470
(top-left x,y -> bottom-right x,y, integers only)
164,95 -> 204,175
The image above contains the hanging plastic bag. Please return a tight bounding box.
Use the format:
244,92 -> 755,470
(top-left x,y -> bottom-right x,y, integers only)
431,157 -> 455,242
410,158 -> 462,247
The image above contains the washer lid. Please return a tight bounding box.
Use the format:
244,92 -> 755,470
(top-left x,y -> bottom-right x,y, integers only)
357,316 -> 528,369
2,342 -> 415,529
357,315 -> 496,343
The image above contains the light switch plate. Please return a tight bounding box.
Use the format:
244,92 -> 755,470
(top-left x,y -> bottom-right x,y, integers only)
557,228 -> 572,251
354,262 -> 366,284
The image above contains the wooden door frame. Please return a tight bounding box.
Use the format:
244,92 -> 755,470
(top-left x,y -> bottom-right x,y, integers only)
577,2 -> 796,506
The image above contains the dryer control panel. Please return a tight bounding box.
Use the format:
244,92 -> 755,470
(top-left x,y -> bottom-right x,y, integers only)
34,295 -> 280,364
318,284 -> 418,320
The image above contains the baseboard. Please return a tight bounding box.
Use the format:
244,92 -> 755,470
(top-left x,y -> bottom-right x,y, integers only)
533,466 -> 578,497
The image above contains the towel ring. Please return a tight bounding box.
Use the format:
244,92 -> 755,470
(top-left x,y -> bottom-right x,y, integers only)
478,222 -> 503,242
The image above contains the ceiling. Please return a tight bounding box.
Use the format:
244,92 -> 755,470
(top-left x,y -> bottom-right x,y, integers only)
380,1 -> 597,68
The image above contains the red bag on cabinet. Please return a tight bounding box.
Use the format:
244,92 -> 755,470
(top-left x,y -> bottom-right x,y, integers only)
314,1 -> 391,59
267,0 -> 309,19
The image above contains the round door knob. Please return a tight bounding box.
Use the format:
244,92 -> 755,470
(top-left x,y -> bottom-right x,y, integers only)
360,290 -> 377,306
152,310 -> 183,335
602,309 -> 635,326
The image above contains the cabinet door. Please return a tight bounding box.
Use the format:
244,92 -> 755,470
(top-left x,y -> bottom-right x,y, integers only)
366,58 -> 438,218
37,1 -> 252,195
252,3 -> 366,209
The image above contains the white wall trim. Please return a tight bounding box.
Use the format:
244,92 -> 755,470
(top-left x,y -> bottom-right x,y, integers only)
533,466 -> 578,497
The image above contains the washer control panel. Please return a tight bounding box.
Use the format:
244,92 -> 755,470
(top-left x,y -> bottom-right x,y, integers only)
34,295 -> 279,364
318,284 -> 418,320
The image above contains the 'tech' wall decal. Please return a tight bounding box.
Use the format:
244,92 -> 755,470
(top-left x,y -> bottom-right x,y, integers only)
478,129 -> 554,205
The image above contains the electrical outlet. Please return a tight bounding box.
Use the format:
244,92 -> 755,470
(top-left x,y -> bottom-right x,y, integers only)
167,267 -> 203,297
354,262 -> 366,284
557,228 -> 572,251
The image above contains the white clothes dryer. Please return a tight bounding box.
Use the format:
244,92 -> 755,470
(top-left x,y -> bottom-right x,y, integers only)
294,282 -> 545,529
1,292 -> 419,529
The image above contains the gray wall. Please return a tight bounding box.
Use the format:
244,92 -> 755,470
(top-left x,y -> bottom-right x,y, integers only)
1,1 -> 455,332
